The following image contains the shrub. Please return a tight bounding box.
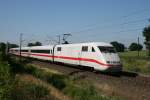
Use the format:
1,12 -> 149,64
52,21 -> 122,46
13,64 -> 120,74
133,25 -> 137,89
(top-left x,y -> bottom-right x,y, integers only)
0,61 -> 13,100
47,74 -> 66,90
25,65 -> 66,90
11,81 -> 49,100
63,84 -> 113,100
8,59 -> 26,73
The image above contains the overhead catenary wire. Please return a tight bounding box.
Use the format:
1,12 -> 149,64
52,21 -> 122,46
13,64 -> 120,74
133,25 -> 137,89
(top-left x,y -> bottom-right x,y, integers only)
122,8 -> 150,18
43,9 -> 150,44
73,9 -> 150,33
79,27 -> 143,39
72,17 -> 149,34
21,9 -> 150,45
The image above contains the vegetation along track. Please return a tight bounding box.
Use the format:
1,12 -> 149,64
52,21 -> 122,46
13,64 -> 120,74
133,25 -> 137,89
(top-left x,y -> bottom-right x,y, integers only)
25,59 -> 150,100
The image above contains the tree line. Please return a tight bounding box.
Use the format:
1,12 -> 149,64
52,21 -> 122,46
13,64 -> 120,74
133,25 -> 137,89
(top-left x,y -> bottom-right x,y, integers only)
110,20 -> 150,55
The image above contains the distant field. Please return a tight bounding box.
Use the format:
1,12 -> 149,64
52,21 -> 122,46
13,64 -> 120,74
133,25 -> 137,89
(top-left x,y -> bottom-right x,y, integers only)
119,50 -> 150,74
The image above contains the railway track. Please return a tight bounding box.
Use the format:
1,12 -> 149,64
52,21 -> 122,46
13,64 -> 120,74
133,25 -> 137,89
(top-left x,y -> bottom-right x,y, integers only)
28,60 -> 150,100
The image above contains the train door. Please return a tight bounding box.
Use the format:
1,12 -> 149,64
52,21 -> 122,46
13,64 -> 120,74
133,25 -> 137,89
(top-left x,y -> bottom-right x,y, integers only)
71,45 -> 81,65
52,45 -> 56,63
79,46 -> 97,68
80,46 -> 89,66
56,46 -> 62,62
78,46 -> 82,66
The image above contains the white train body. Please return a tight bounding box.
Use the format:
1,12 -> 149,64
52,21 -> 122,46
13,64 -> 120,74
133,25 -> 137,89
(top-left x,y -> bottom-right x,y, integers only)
10,42 -> 122,72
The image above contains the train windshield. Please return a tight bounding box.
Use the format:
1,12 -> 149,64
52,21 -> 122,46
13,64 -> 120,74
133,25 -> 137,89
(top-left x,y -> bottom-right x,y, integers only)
98,46 -> 116,53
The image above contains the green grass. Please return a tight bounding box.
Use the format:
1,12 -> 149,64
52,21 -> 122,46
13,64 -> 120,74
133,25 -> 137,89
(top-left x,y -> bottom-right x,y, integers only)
0,53 -> 55,100
0,53 -> 50,100
0,51 -> 120,100
0,55 -> 13,100
26,65 -> 119,100
63,81 -> 119,100
2,50 -> 149,99
8,58 -> 120,100
119,50 -> 150,74
11,81 -> 49,100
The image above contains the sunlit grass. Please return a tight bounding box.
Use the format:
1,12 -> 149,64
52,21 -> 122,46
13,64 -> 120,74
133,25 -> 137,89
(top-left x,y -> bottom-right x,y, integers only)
119,50 -> 150,74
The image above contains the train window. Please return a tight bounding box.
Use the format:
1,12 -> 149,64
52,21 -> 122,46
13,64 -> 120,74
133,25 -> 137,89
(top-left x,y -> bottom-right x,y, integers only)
15,50 -> 18,52
21,50 -> 28,52
92,47 -> 95,52
97,46 -> 116,53
82,46 -> 88,52
31,50 -> 50,54
57,47 -> 61,51
51,50 -> 53,54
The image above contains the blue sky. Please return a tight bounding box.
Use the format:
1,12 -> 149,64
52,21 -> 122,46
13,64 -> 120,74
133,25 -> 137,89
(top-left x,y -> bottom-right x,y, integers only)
0,0 -> 150,47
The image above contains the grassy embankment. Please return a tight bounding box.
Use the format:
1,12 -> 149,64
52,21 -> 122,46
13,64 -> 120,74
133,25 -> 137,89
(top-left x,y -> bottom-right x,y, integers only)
119,50 -> 150,74
0,52 -> 55,100
10,57 -> 120,100
0,52 -> 12,100
0,53 -> 120,100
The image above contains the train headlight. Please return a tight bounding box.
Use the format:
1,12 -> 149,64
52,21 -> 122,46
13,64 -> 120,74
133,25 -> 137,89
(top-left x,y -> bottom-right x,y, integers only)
107,61 -> 120,64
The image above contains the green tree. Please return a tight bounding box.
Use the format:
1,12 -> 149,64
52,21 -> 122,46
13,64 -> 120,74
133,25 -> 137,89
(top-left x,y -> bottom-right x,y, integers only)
0,42 -> 7,60
129,43 -> 143,51
28,41 -> 42,47
8,43 -> 19,48
0,42 -> 6,52
143,21 -> 150,56
110,41 -> 125,52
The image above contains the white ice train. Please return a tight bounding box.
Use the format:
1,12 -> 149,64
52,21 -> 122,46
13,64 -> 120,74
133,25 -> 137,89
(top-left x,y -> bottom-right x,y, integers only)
10,42 -> 122,72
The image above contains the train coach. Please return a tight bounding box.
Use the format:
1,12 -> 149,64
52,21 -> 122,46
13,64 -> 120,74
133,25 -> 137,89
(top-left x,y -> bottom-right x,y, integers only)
9,42 -> 122,72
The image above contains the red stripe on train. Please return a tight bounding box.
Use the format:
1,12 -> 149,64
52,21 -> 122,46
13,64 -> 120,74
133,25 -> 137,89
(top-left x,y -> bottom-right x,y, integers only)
13,52 -> 120,67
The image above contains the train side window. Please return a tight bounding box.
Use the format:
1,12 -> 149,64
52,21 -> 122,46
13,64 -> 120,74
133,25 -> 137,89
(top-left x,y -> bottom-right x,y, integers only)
92,47 -> 95,52
21,50 -> 28,52
82,46 -> 88,52
51,50 -> 53,54
31,50 -> 50,54
57,47 -> 61,51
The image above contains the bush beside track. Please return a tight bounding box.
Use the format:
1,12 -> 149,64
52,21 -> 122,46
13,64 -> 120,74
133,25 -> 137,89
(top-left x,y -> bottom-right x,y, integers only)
0,52 -> 55,100
0,52 -> 13,100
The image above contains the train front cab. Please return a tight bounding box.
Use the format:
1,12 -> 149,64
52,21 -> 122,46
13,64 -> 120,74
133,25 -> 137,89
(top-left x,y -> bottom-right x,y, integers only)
96,45 -> 122,72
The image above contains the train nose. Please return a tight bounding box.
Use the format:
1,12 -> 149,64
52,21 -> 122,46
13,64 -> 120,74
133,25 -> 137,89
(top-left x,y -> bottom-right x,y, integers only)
102,53 -> 120,64
105,65 -> 123,72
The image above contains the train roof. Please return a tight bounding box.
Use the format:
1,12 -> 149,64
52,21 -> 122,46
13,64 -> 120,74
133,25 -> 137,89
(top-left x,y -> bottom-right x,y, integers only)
64,42 -> 111,46
10,45 -> 53,50
10,42 -> 112,50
